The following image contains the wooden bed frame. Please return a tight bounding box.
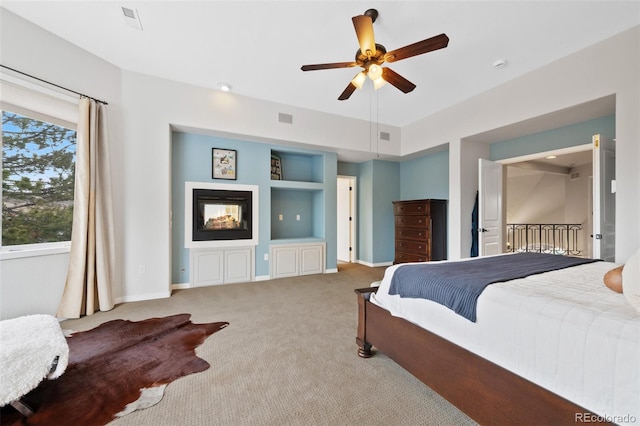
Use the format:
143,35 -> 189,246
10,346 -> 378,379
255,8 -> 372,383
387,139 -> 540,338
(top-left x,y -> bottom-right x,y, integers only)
355,287 -> 612,425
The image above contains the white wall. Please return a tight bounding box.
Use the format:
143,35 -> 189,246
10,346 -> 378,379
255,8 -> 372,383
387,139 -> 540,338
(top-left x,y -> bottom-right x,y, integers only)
1,253 -> 69,318
405,26 -> 640,262
506,169 -> 567,224
506,164 -> 593,256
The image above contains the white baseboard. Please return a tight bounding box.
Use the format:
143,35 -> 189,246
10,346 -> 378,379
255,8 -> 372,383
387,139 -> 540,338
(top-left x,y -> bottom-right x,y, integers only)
115,291 -> 171,304
127,267 -> 357,303
171,282 -> 190,290
357,260 -> 393,268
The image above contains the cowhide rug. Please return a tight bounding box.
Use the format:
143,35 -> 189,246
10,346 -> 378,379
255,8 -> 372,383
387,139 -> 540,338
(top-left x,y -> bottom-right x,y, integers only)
1,314 -> 228,425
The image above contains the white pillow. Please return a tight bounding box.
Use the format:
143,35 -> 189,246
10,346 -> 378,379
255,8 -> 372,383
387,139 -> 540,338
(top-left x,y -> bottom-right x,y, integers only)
622,248 -> 640,312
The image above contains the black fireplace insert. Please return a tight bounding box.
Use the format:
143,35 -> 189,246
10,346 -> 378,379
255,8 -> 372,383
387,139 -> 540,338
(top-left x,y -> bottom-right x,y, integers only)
192,189 -> 252,241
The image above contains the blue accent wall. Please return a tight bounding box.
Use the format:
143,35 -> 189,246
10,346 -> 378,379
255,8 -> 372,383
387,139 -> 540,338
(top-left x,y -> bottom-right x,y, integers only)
340,152 -> 447,265
337,161 -> 359,176
372,160 -> 400,263
358,161 -> 373,263
171,132 -> 337,283
490,115 -> 615,160
400,150 -> 449,200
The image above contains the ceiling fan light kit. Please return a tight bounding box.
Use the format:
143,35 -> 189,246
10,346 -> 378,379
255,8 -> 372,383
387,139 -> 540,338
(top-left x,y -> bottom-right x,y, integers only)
351,71 -> 366,89
373,76 -> 387,90
368,64 -> 383,80
301,8 -> 449,100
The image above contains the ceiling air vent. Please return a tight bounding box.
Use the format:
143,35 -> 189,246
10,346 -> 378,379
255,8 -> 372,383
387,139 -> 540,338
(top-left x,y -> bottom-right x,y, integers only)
570,171 -> 580,181
121,6 -> 143,30
380,131 -> 390,141
278,113 -> 293,124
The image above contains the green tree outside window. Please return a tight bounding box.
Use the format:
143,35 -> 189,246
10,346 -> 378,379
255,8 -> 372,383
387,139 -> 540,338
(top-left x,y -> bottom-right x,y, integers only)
2,110 -> 76,246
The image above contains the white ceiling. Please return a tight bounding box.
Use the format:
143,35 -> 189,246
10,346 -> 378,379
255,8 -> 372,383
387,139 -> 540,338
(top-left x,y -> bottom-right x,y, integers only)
2,1 -> 639,129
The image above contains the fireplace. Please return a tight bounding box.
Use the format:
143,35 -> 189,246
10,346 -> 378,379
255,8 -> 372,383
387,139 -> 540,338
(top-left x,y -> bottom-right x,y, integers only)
185,182 -> 259,249
192,189 -> 252,241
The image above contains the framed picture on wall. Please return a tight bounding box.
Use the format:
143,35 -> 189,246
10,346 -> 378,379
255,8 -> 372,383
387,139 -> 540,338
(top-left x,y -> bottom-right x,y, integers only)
271,155 -> 283,180
212,148 -> 237,180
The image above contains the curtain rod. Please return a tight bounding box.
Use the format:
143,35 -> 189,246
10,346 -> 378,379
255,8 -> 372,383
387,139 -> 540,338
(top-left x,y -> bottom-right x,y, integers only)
0,64 -> 108,105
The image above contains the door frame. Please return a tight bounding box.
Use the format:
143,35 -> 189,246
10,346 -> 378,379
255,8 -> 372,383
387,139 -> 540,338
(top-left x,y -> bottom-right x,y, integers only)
591,134 -> 616,261
337,175 -> 357,263
494,143 -> 594,256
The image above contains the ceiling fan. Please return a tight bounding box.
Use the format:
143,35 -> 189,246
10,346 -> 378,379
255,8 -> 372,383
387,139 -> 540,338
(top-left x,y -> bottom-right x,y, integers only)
301,9 -> 449,101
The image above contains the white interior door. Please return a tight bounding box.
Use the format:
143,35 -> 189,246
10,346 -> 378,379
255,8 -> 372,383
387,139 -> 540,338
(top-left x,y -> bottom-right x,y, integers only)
479,159 -> 503,256
592,134 -> 616,261
337,176 -> 355,262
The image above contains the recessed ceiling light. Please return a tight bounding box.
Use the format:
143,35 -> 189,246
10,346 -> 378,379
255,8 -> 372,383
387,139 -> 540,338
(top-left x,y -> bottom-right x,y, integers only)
493,59 -> 507,69
217,82 -> 232,92
546,155 -> 557,159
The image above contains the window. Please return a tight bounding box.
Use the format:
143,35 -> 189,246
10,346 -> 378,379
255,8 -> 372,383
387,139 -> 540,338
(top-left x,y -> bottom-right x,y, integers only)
1,110 -> 77,246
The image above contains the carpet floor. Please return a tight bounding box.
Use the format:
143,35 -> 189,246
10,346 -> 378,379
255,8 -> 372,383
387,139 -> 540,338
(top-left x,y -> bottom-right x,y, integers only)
60,262 -> 477,426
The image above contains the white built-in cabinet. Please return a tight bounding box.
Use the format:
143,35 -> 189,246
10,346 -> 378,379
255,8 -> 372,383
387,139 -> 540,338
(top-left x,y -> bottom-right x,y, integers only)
269,242 -> 325,279
190,246 -> 254,287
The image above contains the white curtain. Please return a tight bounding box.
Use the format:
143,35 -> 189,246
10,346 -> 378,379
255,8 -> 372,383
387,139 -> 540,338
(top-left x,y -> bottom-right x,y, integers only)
57,98 -> 115,318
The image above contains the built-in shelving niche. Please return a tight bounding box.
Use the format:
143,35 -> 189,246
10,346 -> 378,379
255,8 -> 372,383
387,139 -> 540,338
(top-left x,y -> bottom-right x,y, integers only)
270,187 -> 323,240
270,150 -> 324,183
269,149 -> 325,241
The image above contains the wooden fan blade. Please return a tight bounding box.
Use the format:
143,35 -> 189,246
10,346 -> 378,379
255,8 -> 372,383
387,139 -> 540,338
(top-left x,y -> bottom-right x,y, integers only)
385,33 -> 449,63
352,15 -> 376,56
382,67 -> 416,93
301,62 -> 357,71
338,82 -> 357,101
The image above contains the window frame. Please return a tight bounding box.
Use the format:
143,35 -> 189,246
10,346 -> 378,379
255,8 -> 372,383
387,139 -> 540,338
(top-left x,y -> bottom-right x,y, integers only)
0,73 -> 79,260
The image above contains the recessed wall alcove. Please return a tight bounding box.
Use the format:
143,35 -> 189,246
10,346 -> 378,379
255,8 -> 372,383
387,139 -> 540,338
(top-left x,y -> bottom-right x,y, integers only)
171,131 -> 338,286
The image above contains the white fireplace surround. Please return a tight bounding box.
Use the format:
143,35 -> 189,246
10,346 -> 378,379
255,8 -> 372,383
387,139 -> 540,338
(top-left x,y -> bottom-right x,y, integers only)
184,181 -> 259,248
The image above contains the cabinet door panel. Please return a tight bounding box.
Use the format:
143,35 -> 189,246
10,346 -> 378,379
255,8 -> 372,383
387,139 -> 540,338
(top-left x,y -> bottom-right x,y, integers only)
225,249 -> 252,283
300,245 -> 323,275
193,250 -> 224,286
273,247 -> 299,278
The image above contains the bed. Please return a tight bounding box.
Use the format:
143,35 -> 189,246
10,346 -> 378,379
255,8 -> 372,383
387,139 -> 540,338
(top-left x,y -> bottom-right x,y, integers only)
355,253 -> 639,425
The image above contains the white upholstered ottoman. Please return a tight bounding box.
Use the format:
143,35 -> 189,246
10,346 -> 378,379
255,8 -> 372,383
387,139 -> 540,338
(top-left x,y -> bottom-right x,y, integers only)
0,314 -> 69,415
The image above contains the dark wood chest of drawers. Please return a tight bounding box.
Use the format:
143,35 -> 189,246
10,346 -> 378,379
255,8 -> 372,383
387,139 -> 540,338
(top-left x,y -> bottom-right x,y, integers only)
393,199 -> 447,264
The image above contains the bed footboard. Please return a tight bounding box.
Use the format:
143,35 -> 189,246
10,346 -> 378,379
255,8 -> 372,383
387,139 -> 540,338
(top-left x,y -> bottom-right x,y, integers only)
354,288 -> 612,425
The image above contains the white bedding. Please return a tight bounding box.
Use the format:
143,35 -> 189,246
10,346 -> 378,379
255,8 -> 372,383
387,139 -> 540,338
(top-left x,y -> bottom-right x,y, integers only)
371,258 -> 640,423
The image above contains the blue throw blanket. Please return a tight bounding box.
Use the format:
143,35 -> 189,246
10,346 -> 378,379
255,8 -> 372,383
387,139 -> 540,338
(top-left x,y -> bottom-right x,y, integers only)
389,253 -> 600,322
